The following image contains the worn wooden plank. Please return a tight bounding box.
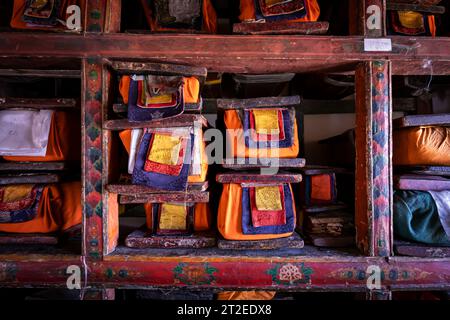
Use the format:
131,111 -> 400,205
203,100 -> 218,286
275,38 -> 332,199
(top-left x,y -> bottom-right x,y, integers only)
0,173 -> 60,185
299,166 -> 352,176
217,96 -> 301,110
105,0 -> 122,33
355,61 -> 393,257
218,233 -> 304,250
0,69 -> 80,78
395,165 -> 450,177
104,114 -> 208,130
112,102 -> 202,114
107,182 -> 208,194
216,173 -> 302,184
394,240 -> 450,258
0,162 -> 67,171
0,97 -> 77,109
84,0 -> 106,33
125,228 -> 216,249
233,21 -> 329,35
222,158 -> 306,170
387,2 -> 445,13
2,34 -> 450,75
119,191 -> 210,204
82,58 -> 105,260
304,203 -> 348,213
110,61 -> 207,78
390,0 -> 442,4
394,174 -> 450,191
394,113 -> 450,128
309,235 -> 355,248
0,233 -> 58,245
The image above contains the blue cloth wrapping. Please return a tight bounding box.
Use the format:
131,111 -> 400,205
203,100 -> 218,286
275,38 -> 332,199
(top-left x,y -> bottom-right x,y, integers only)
127,79 -> 184,122
254,0 -> 307,22
131,132 -> 193,191
243,108 -> 294,149
0,185 -> 43,223
241,183 -> 295,235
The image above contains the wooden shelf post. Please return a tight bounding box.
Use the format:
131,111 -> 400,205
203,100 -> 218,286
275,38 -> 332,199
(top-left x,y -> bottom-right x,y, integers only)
355,60 -> 393,258
350,0 -> 387,36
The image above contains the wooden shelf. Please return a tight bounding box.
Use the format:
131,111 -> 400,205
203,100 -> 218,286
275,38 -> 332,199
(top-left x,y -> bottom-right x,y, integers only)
104,114 -> 208,130
0,173 -> 60,185
119,191 -> 209,204
222,158 -> 306,170
0,69 -> 80,78
1,33 -> 450,75
107,182 -> 208,194
216,173 -> 302,184
394,114 -> 450,128
0,97 -> 78,109
386,2 -> 446,13
112,102 -> 202,114
0,162 -> 68,171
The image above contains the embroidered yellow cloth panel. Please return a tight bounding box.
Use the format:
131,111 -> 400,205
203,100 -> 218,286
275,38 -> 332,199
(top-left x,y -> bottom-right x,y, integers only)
252,109 -> 280,134
2,184 -> 34,202
148,134 -> 182,165
398,11 -> 424,29
146,94 -> 174,105
255,186 -> 282,211
159,203 -> 187,230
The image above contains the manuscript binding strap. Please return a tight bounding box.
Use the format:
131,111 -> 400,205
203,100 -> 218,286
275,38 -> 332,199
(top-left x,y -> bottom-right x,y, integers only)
0,184 -> 43,223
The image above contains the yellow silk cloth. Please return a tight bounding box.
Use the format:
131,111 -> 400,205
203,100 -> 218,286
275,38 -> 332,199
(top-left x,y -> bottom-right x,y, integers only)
393,126 -> 450,166
253,109 -> 280,134
224,109 -> 299,158
0,182 -> 82,233
2,185 -> 34,203
148,134 -> 182,165
146,94 -> 174,105
217,183 -> 295,240
239,0 -> 320,22
255,186 -> 282,211
398,11 -> 425,29
217,291 -> 276,300
144,202 -> 211,232
119,129 -> 208,183
159,203 -> 187,230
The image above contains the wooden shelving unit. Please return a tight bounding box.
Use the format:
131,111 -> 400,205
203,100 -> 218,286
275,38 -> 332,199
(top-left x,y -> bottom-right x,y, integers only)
0,0 -> 449,300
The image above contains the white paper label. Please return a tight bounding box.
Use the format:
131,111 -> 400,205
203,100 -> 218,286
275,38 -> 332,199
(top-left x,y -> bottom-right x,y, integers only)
364,38 -> 392,52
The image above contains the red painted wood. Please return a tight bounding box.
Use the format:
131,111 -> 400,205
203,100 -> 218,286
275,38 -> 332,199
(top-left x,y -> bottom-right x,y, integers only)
1,34 -> 450,75
355,61 -> 393,257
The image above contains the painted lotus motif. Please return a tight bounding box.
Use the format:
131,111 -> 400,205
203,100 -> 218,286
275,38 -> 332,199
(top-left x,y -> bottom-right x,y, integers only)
173,263 -> 217,286
267,263 -> 313,285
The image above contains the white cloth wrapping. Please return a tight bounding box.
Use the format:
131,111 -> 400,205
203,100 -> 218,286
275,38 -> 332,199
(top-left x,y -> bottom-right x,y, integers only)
128,129 -> 143,174
429,190 -> 450,239
0,110 -> 53,157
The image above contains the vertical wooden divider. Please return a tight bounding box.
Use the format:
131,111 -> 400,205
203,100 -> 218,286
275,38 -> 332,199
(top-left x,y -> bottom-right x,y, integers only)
355,60 -> 393,258
349,0 -> 386,36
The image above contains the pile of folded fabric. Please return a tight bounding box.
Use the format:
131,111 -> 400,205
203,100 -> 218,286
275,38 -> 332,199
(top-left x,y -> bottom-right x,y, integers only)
0,109 -> 82,236
216,96 -> 303,244
116,66 -> 212,244
393,117 -> 450,246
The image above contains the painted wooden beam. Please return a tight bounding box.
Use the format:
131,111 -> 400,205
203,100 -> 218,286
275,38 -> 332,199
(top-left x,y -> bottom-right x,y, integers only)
355,61 -> 393,257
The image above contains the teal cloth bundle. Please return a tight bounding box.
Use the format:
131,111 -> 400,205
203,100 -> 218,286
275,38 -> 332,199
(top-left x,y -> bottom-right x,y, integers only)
394,190 -> 450,246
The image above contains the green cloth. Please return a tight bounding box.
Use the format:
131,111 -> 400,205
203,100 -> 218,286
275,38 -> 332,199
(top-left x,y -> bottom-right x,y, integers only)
394,190 -> 450,246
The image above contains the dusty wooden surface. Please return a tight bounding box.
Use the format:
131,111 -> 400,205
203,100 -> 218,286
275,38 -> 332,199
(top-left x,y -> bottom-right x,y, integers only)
0,162 -> 68,171
216,173 -> 302,184
233,21 -> 329,35
111,61 -> 207,78
222,158 -> 306,170
0,173 -> 60,185
104,115 -> 208,130
217,233 -> 304,250
217,96 -> 301,109
119,191 -> 210,204
107,182 -> 209,194
0,233 -> 58,245
395,240 -> 450,258
394,174 -> 450,191
394,114 -> 450,128
0,97 -> 77,109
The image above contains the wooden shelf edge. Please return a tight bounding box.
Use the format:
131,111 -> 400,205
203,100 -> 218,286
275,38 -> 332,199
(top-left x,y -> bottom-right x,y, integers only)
107,182 -> 208,193
0,97 -> 78,109
217,96 -> 301,109
103,114 -> 208,130
216,173 -> 302,184
119,191 -> 210,204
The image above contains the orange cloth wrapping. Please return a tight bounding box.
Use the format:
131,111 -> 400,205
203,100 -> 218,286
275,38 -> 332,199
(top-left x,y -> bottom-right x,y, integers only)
119,76 -> 200,104
311,174 -> 332,202
11,0 -> 84,30
144,202 -> 211,232
119,129 -> 208,183
239,0 -> 320,22
224,110 -> 299,158
217,183 -> 296,240
217,291 -> 276,300
393,126 -> 450,166
0,181 -> 82,234
3,111 -> 81,162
